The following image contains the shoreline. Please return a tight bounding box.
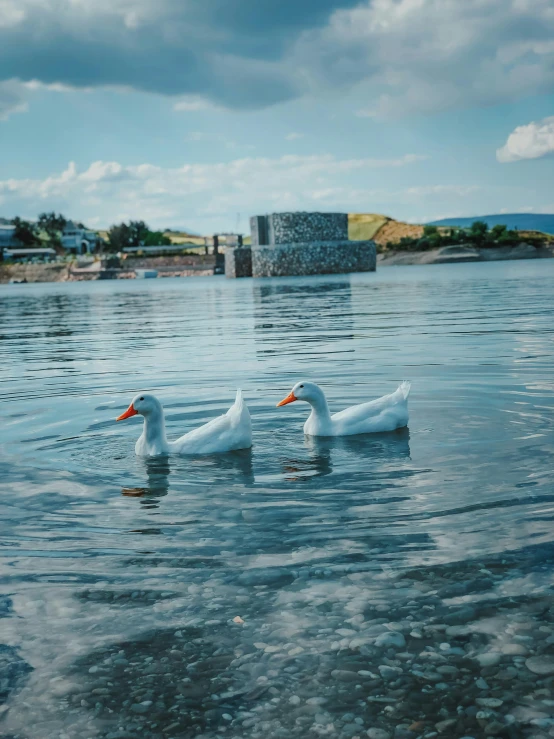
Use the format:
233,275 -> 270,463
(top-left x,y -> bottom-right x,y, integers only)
378,242 -> 554,266
1,243 -> 553,283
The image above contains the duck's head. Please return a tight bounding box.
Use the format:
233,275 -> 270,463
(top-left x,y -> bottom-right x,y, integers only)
116,393 -> 163,421
277,381 -> 322,406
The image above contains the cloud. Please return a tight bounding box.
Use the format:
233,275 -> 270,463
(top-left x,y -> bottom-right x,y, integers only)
0,152 -> 426,229
0,0 -> 553,116
0,77 -> 92,120
285,132 -> 304,140
0,79 -> 28,120
0,0 -> 357,112
299,0 -> 554,118
174,98 -> 212,112
403,185 -> 481,197
497,116 -> 554,162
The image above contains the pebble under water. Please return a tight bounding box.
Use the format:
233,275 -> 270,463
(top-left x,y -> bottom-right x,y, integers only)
1,261 -> 554,739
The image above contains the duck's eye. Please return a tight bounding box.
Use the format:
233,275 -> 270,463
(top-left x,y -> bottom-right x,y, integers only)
139,396 -> 144,401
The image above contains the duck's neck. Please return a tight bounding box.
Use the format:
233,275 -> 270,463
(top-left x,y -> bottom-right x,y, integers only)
306,389 -> 332,427
141,409 -> 169,454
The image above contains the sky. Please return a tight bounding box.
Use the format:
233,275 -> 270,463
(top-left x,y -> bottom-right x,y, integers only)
0,0 -> 553,235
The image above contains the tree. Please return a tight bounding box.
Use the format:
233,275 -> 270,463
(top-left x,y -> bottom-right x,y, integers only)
107,220 -> 152,251
470,221 -> 488,235
423,225 -> 439,237
12,217 -> 39,246
143,231 -> 171,246
108,222 -> 133,251
491,224 -> 507,239
37,212 -> 67,242
128,220 -> 148,246
468,220 -> 489,245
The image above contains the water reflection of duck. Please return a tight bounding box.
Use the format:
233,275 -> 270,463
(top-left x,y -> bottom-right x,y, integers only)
122,456 -> 171,505
306,427 -> 411,460
282,428 -> 411,482
122,448 -> 255,503
282,446 -> 333,481
211,448 -> 254,484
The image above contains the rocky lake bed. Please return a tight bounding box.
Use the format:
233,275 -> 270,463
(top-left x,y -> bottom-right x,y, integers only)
1,263 -> 553,739
4,544 -> 554,739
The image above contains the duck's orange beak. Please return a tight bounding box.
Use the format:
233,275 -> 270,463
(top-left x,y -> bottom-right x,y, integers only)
116,404 -> 138,421
277,392 -> 297,407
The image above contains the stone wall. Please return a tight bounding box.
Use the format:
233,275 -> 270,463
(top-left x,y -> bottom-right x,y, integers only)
251,240 -> 376,278
229,211 -> 376,278
225,247 -> 253,279
270,212 -> 348,244
250,212 -> 348,246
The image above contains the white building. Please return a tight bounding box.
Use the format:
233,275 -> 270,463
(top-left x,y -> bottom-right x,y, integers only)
61,221 -> 98,254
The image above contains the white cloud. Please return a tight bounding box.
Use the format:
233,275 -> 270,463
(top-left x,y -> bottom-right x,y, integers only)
0,78 -> 93,121
174,98 -> 213,112
0,153 -> 429,229
497,116 -> 554,162
1,0 -> 553,118
285,132 -> 304,140
404,185 -> 481,197
0,79 -> 28,120
0,0 -> 25,28
296,0 -> 554,118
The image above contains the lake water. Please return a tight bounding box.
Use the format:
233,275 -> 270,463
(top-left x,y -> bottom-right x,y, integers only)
1,260 -> 554,739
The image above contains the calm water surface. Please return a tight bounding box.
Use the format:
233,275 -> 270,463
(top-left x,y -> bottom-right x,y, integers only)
1,261 -> 554,739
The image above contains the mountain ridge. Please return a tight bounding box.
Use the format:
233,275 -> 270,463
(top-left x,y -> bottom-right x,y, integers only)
428,213 -> 554,235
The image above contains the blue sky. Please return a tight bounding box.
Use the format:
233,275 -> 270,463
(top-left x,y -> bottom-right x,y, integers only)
0,0 -> 553,234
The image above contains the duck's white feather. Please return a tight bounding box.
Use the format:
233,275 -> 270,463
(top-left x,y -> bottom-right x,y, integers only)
130,390 -> 252,457
303,382 -> 410,437
170,389 -> 252,455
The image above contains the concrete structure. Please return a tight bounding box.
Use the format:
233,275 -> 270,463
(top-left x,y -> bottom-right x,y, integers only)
61,221 -> 98,255
225,246 -> 252,278
253,212 -> 348,245
251,240 -> 376,277
226,212 -> 376,278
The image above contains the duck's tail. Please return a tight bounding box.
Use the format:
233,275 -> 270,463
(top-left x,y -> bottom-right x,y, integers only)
399,380 -> 411,400
230,388 -> 252,446
231,389 -> 251,422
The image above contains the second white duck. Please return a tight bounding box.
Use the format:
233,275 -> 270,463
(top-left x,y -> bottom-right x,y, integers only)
117,390 -> 252,456
277,381 -> 411,437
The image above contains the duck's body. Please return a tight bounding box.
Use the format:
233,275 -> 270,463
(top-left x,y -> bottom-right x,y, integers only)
117,390 -> 252,456
278,381 -> 410,437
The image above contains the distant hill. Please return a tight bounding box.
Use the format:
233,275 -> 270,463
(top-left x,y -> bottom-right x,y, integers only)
165,227 -> 200,237
428,213 -> 554,235
348,213 -> 423,246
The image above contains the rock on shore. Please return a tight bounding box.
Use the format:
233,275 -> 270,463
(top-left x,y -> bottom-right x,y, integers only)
378,242 -> 554,266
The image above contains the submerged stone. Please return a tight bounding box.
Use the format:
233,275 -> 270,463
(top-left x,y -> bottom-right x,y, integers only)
525,656 -> 554,675
0,644 -> 33,703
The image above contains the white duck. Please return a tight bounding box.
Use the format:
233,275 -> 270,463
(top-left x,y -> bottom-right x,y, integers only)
277,381 -> 411,437
116,390 -> 252,456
